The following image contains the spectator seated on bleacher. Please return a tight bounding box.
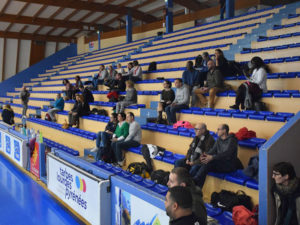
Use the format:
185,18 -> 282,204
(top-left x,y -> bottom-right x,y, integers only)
174,123 -> 215,177
272,162 -> 300,225
112,112 -> 142,167
116,63 -> 125,75
122,62 -> 134,81
193,60 -> 225,108
1,104 -> 15,125
115,80 -> 137,113
111,113 -> 129,164
130,60 -> 143,82
79,86 -> 94,103
192,124 -> 242,188
165,186 -> 203,225
214,48 -> 230,77
104,65 -> 117,88
68,94 -> 90,128
107,73 -> 126,102
202,52 -> 210,69
90,113 -> 118,161
20,86 -> 30,117
165,78 -> 190,125
46,93 -> 64,122
74,75 -> 83,92
157,80 -> 175,123
167,167 -> 207,225
230,56 -> 269,110
182,61 -> 203,107
194,54 -> 209,81
92,64 -> 108,90
62,79 -> 75,100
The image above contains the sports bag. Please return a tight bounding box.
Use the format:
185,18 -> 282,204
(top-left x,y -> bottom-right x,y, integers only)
127,162 -> 150,178
211,190 -> 253,212
150,170 -> 170,186
232,205 -> 258,225
148,62 -> 157,71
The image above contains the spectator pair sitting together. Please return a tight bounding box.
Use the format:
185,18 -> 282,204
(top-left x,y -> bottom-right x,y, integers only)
90,112 -> 142,167
175,123 -> 242,188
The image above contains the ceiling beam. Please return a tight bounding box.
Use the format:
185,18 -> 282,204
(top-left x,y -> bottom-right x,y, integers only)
0,0 -> 11,16
16,0 -> 157,23
0,30 -> 74,42
173,0 -> 209,11
0,13 -> 107,30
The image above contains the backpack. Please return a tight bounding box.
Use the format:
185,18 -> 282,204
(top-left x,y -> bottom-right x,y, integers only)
173,121 -> 193,129
148,62 -> 157,71
98,109 -> 108,116
211,190 -> 253,212
228,61 -> 243,76
253,101 -> 267,112
151,170 -> 170,186
45,113 -> 51,121
232,205 -> 258,225
127,162 -> 150,178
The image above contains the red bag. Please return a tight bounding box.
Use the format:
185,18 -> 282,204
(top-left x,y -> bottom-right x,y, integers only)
45,113 -> 52,121
107,91 -> 118,100
232,205 -> 258,225
173,121 -> 193,129
235,127 -> 256,140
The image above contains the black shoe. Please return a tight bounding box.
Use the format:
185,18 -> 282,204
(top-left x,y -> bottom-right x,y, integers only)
229,105 -> 239,110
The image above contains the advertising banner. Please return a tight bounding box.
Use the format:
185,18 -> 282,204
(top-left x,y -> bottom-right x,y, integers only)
30,142 -> 40,178
0,129 -> 4,151
114,187 -> 169,225
89,42 -> 94,51
47,155 -> 102,225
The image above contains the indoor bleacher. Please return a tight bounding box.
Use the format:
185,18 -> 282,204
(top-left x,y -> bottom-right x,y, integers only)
0,1 -> 300,225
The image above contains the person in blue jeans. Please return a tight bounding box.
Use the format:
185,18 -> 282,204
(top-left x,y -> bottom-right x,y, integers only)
90,113 -> 118,160
165,78 -> 190,125
113,112 -> 142,167
174,123 -> 215,177
219,0 -> 226,20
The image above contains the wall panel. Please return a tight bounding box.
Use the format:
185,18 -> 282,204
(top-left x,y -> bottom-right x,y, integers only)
18,40 -> 31,73
45,42 -> 56,58
4,38 -> 18,80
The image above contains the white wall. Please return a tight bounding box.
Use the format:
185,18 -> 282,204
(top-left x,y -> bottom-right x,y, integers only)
18,40 -> 31,73
4,38 -> 18,80
45,41 -> 56,58
0,39 -> 70,82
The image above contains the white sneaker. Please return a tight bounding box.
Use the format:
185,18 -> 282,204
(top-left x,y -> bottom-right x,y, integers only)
117,160 -> 124,167
90,147 -> 99,152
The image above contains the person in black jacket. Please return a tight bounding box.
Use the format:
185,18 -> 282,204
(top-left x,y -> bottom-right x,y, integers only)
165,186 -> 203,225
79,86 -> 94,103
174,123 -> 215,177
215,48 -> 230,77
1,104 -> 15,125
68,94 -> 90,128
193,124 -> 241,188
157,80 -> 175,123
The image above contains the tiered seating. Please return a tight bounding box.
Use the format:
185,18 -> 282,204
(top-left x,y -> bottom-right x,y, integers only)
1,4 -> 299,212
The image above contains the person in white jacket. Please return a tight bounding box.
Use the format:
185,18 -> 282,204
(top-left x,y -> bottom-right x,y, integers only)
230,56 -> 269,110
129,60 -> 143,82
113,112 -> 142,167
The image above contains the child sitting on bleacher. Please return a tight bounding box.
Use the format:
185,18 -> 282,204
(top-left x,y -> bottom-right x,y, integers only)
62,79 -> 74,100
230,56 -> 269,110
115,80 -> 137,113
130,60 -> 143,82
92,65 -> 108,90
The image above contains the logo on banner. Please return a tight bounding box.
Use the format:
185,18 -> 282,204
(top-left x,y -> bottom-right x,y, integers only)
5,135 -> 11,154
14,140 -> 20,162
89,42 -> 94,51
57,167 -> 87,209
30,142 -> 40,178
76,176 -> 87,193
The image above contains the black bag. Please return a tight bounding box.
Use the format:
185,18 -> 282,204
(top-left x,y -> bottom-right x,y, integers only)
253,101 -> 267,112
211,190 -> 253,212
127,162 -> 150,178
228,61 -> 243,76
98,109 -> 108,116
148,62 -> 157,71
151,170 -> 170,186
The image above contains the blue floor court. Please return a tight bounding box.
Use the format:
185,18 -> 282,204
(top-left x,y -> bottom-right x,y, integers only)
0,154 -> 83,225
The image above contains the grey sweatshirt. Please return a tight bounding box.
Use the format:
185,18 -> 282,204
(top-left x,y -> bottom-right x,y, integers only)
173,85 -> 190,105
124,88 -> 137,103
125,121 -> 142,143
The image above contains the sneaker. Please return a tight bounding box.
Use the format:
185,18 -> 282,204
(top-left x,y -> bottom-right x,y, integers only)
229,105 -> 239,110
90,147 -> 99,152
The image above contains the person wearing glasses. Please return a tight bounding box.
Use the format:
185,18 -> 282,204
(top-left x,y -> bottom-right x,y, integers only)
272,162 -> 300,225
174,123 -> 215,178
192,124 -> 242,188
